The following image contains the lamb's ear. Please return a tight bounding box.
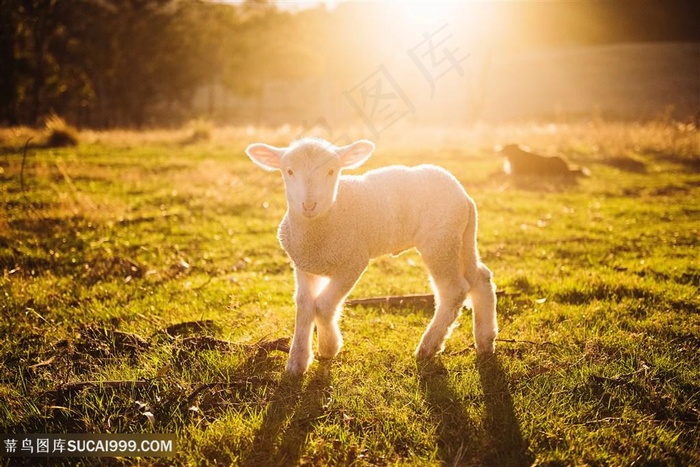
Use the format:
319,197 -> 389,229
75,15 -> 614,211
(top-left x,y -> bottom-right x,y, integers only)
245,143 -> 286,171
336,140 -> 375,169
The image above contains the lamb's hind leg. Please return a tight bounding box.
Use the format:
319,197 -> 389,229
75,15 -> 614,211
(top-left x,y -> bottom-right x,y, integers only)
469,263 -> 498,355
416,239 -> 470,360
460,199 -> 498,355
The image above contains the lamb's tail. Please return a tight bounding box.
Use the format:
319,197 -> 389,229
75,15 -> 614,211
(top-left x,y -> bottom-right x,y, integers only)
461,198 -> 481,285
461,200 -> 494,296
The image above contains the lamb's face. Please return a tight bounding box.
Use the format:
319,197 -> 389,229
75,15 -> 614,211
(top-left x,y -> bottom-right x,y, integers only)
245,138 -> 375,220
281,144 -> 342,219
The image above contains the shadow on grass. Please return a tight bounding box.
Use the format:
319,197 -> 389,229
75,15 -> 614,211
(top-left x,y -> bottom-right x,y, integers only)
419,355 -> 531,466
242,360 -> 332,467
477,354 -> 532,466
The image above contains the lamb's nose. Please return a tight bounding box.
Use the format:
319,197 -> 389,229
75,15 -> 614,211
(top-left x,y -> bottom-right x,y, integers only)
302,201 -> 317,212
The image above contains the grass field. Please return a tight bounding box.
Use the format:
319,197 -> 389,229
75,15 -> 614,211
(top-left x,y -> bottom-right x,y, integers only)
0,121 -> 698,465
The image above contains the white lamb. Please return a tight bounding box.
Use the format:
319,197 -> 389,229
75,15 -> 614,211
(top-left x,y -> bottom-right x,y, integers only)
245,137 -> 498,375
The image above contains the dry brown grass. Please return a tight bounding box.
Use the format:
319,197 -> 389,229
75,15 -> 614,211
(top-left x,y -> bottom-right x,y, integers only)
5,119 -> 697,163
0,115 -> 81,150
0,126 -> 43,150
44,114 -> 80,147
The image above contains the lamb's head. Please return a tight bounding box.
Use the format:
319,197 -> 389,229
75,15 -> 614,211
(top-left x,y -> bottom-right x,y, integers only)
245,138 -> 375,219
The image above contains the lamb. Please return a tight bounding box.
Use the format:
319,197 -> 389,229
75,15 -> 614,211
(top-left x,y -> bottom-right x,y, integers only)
245,137 -> 498,375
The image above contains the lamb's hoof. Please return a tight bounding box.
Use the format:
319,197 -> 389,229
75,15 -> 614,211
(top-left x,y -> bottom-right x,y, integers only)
475,340 -> 496,356
286,354 -> 312,376
415,344 -> 439,362
317,350 -> 340,360
318,342 -> 343,360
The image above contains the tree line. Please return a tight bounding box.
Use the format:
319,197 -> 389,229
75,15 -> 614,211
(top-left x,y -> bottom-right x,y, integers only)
1,0 -> 273,127
0,0 -> 336,128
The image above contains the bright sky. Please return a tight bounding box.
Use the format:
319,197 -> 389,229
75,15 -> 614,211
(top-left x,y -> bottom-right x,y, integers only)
219,1 -> 468,14
218,0 -> 338,10
219,1 -> 494,32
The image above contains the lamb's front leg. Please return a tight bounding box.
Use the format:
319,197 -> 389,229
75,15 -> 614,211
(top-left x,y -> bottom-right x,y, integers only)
287,269 -> 324,376
314,263 -> 367,360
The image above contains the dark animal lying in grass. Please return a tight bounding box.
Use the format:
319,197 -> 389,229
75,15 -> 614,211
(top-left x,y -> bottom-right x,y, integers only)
498,144 -> 590,178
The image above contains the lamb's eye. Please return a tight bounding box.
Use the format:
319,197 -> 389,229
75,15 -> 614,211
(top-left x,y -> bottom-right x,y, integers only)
286,169 -> 294,176
327,169 -> 335,176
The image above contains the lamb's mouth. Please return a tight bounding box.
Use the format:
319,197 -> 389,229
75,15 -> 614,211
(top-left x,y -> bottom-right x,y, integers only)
302,201 -> 318,217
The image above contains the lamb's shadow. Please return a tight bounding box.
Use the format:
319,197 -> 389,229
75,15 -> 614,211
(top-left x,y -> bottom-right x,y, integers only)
419,355 -> 531,466
242,360 -> 332,467
477,354 -> 532,466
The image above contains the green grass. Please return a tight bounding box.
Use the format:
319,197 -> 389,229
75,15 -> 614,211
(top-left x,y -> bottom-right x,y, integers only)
0,122 -> 698,465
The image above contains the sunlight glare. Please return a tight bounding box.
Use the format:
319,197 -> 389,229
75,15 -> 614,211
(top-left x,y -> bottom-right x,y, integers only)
393,1 -> 500,43
397,1 -> 462,29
